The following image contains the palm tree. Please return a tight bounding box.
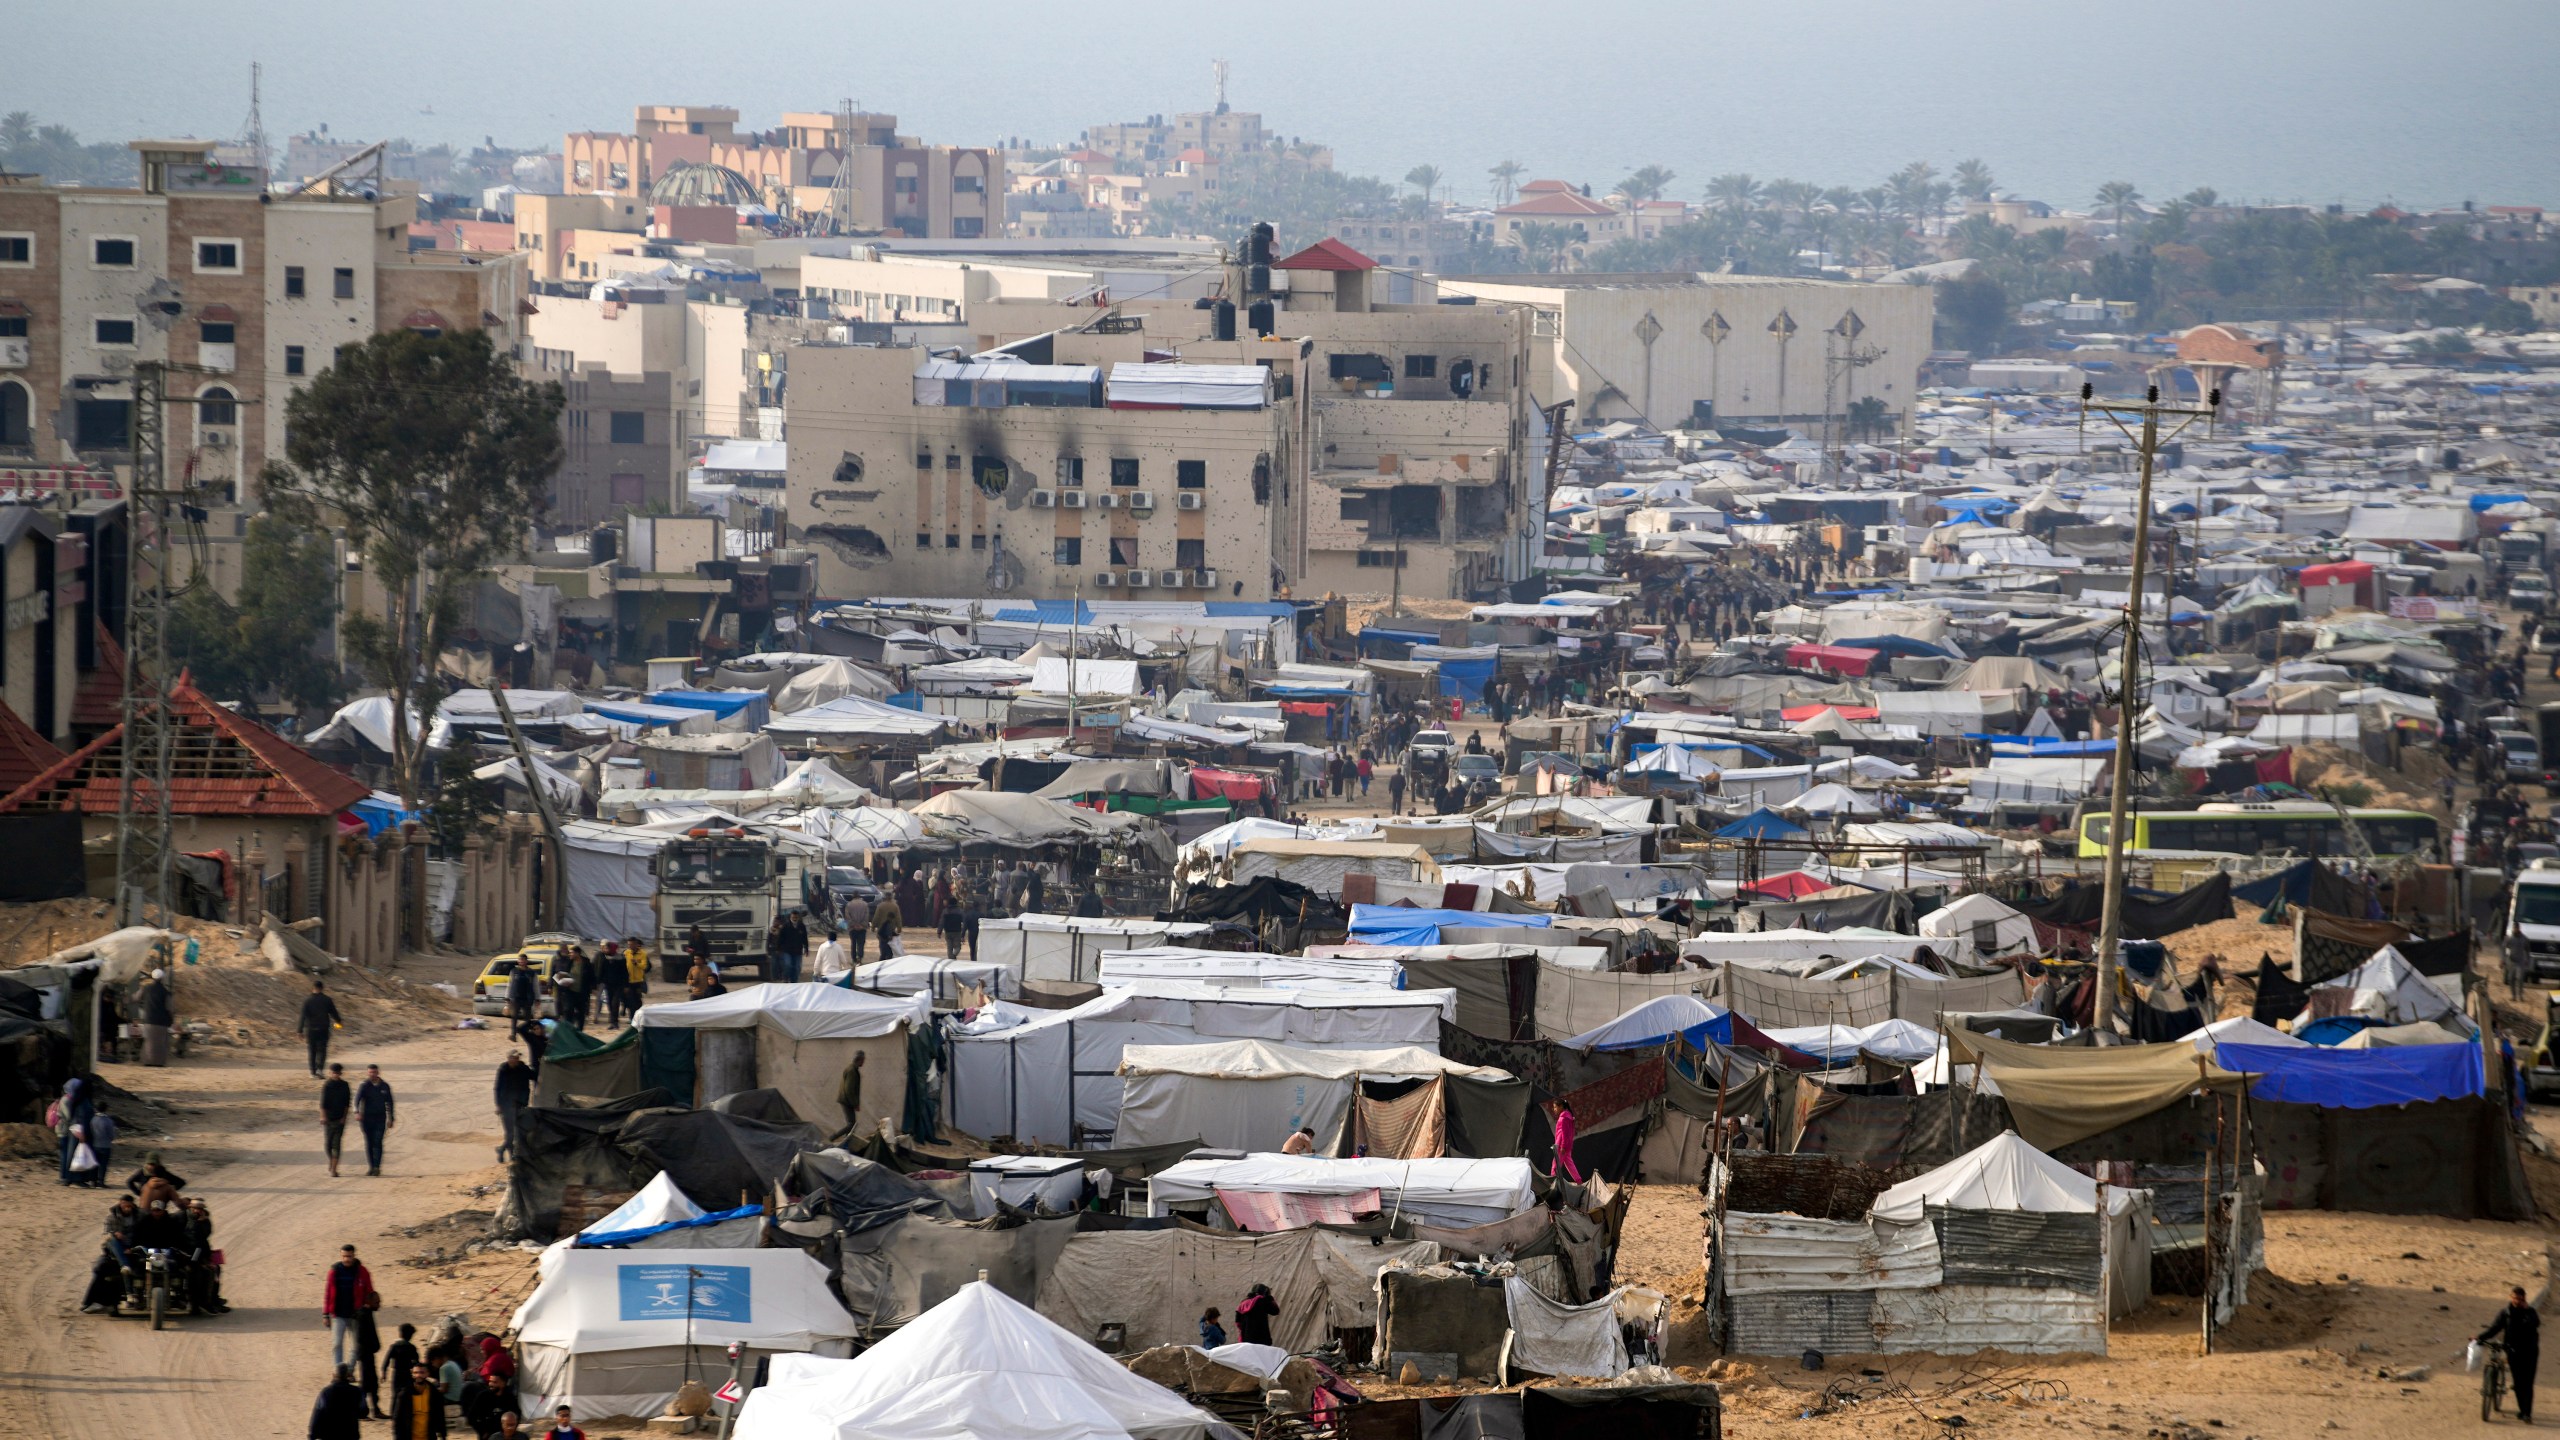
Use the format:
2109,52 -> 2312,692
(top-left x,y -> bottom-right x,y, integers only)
1953,158 -> 1995,202
1856,187 -> 1891,226
2182,186 -> 2219,209
1614,164 -> 1677,207
1513,221 -> 1580,274
0,111 -> 33,157
1404,164 -> 1442,205
1820,186 -> 1860,217
1706,173 -> 1760,213
2096,181 -> 2143,231
1763,179 -> 1821,227
1488,159 -> 1524,207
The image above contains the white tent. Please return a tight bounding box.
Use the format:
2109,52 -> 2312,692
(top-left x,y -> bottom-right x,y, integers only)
2185,1016 -> 2307,1055
975,915 -> 1217,987
1114,1039 -> 1511,1151
1917,893 -> 2039,963
1147,1154 -> 1537,1229
1560,994 -> 1726,1052
765,694 -> 951,742
513,1246 -> 858,1422
851,955 -> 1016,1004
535,1173 -> 761,1281
2303,945 -> 2470,1032
1094,947 -> 1404,991
774,659 -> 896,715
636,984 -> 927,1118
1872,1130 -> 2098,1222
945,982 -> 1455,1147
1681,928 -> 1940,966
1786,782 -> 1883,817
732,1281 -> 1238,1440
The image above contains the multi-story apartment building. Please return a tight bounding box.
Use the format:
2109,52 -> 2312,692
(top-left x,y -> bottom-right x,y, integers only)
0,140 -> 527,537
783,237 -> 1535,606
561,105 -> 994,240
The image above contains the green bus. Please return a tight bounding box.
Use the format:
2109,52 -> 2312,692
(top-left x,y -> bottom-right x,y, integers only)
2076,804 -> 2442,859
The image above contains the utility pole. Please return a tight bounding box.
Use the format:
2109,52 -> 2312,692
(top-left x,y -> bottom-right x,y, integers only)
1536,398 -> 1574,586
2081,382 -> 2219,1031
115,361 -> 228,927
1819,309 -> 1877,484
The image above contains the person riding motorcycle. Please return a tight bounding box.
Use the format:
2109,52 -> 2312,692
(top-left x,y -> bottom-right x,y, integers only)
181,1197 -> 227,1313
82,1196 -> 143,1312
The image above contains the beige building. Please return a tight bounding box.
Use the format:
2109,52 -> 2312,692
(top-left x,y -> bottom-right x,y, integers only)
562,104 -> 994,240
0,141 -> 526,541
782,236 -> 1536,605
1435,271 -> 1934,432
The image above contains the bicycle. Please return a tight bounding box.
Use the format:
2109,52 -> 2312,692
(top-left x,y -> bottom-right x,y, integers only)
2483,1338 -> 2510,1423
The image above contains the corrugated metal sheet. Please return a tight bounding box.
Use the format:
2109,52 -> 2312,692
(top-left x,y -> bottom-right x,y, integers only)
1931,1208 -> 2103,1293
1722,1213 -> 1940,1295
1871,1283 -> 2104,1354
1727,1289 -> 1879,1356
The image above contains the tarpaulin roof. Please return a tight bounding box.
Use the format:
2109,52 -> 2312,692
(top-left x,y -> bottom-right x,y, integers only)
1741,870 -> 1835,900
1783,643 -> 1881,677
1116,1039 -> 1507,1081
1346,904 -> 1551,947
1943,1031 -> 2251,1150
1714,808 -> 1809,841
731,1281 -> 1232,1440
2216,1041 -> 2483,1106
1560,994 -> 1732,1052
1871,1130 -> 2099,1222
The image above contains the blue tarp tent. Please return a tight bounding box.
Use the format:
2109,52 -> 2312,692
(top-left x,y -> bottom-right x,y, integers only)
650,689 -> 771,729
1714,808 -> 1810,841
2471,492 -> 2531,511
1411,646 -> 1498,703
349,793 -> 419,837
1351,905 -> 1551,947
2231,859 -> 2320,909
1829,635 -> 1957,660
1981,736 -> 2116,755
2217,1042 -> 2484,1107
1562,995 -> 1733,1052
572,1204 -> 765,1248
1631,739 -> 1777,761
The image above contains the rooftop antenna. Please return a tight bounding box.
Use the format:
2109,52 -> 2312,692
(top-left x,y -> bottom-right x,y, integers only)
825,97 -> 859,236
1212,59 -> 1231,115
239,61 -> 268,177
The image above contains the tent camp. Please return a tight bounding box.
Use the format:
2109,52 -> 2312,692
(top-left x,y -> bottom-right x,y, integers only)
1226,839 -> 1442,897
945,982 -> 1456,1148
1113,1040 -> 1518,1155
732,1282 -> 1240,1440
634,985 -> 930,1136
512,1246 -> 858,1422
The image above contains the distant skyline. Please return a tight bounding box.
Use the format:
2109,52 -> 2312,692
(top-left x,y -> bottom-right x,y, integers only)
17,0 -> 2560,210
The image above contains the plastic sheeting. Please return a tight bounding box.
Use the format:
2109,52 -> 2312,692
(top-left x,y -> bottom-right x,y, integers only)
1501,1277 -> 1628,1379
1350,905 -> 1551,947
1872,1132 -> 2098,1222
1037,1227 -> 1437,1353
2217,1041 -> 2485,1107
1147,1155 -> 1537,1229
1113,1040 -> 1508,1152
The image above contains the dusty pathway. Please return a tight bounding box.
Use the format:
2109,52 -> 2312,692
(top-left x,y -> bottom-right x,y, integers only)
0,1020 -> 509,1440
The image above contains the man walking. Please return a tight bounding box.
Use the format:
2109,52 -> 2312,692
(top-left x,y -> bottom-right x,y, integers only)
813,926 -> 853,983
299,979 -> 342,1077
134,967 -> 174,1067
839,889 -> 870,964
505,955 -> 542,1048
355,1065 -> 395,1177
308,1364 -> 368,1440
493,1050 -> 533,1163
319,1063 -> 352,1178
597,941 -> 629,1029
567,945 -> 596,1029
2481,1284 -> 2542,1423
322,1244 -> 377,1368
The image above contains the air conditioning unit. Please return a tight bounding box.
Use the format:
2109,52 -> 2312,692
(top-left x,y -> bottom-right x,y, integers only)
1128,492 -> 1156,512
1094,571 -> 1118,587
1176,492 -> 1204,511
1195,568 -> 1218,590
1158,569 -> 1184,588
200,431 -> 231,448
1059,491 -> 1087,509
1029,490 -> 1055,509
1862,524 -> 1900,544
1124,569 -> 1153,588
1094,493 -> 1119,509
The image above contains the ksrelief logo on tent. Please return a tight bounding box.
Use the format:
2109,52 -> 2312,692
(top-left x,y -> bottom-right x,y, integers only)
617,1263 -> 753,1324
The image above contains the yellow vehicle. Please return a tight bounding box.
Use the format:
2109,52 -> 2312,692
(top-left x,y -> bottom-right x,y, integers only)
2076,804 -> 2441,859
471,932 -> 579,1015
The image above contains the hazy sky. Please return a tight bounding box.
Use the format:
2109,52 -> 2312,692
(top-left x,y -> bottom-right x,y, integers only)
19,0 -> 2559,209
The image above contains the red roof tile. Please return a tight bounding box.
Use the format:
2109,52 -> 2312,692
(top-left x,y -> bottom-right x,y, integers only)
1498,190 -> 1618,218
1,674 -> 370,819
1274,238 -> 1379,272
0,698 -> 65,795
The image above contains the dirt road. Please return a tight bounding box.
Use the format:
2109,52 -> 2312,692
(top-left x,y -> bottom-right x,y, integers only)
0,1016 -> 515,1440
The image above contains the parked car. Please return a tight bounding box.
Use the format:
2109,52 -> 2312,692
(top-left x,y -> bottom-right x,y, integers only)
471,932 -> 577,1015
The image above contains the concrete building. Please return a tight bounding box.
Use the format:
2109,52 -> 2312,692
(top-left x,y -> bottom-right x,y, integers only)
782,237 -> 1535,606
1435,271 -> 1934,432
1083,109 -> 1275,169
0,140 -> 527,527
562,104 -> 994,240
0,504 -> 82,750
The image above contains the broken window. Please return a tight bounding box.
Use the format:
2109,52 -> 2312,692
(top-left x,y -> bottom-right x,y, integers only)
1109,537 -> 1138,567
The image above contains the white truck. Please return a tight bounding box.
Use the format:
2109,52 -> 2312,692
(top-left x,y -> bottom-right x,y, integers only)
650,827 -> 795,978
2507,859 -> 2560,986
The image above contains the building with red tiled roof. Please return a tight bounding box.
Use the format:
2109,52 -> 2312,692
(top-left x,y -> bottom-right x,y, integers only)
3,673 -> 368,871
71,620 -> 135,743
1496,189 -> 1619,219
1274,238 -> 1379,272
0,699 -> 64,796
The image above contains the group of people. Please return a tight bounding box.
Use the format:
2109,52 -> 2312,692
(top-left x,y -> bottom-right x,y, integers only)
78,1153 -> 224,1316
311,1248 -> 561,1440
1196,1283 -> 1281,1349
314,1053 -> 398,1177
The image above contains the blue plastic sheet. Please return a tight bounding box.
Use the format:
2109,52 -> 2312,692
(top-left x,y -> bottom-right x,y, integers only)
1714,808 -> 1809,841
1435,656 -> 1497,702
2216,1041 -> 2484,1107
1346,905 -> 1551,947
572,1204 -> 766,1248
